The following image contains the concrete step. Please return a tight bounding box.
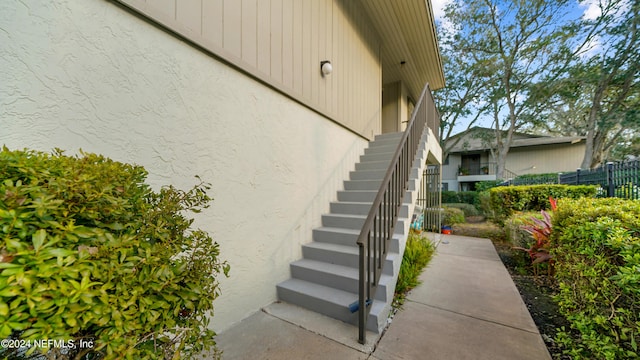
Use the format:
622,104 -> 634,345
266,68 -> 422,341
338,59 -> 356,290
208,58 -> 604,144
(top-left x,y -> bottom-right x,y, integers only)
359,147 -> 425,167
330,202 -> 410,218
343,179 -> 383,191
346,180 -> 415,193
350,167 -> 420,181
374,132 -> 403,141
364,145 -> 397,155
277,279 -> 357,326
367,140 -> 400,149
359,152 -> 395,163
367,298 -> 391,333
321,213 -> 408,235
337,190 -> 377,203
349,169 -> 387,180
364,143 -> 398,155
312,227 -> 401,253
355,160 -> 393,171
289,259 -> 393,302
301,242 -> 399,276
361,141 -> 424,160
344,179 -> 417,191
276,279 -> 387,332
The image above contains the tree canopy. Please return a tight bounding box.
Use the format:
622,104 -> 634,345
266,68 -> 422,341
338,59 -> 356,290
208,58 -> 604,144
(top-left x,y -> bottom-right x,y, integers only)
435,0 -> 640,171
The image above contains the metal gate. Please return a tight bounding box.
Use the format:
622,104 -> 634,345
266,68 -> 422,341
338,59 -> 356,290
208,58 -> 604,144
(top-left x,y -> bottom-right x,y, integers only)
417,164 -> 442,232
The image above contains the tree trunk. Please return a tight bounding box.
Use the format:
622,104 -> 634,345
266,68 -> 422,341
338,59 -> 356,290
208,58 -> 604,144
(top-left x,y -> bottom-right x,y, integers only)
496,145 -> 509,180
581,77 -> 607,169
590,130 -> 607,167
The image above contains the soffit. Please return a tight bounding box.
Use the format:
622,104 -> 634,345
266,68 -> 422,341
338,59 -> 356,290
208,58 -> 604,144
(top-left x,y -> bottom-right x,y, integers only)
359,0 -> 445,100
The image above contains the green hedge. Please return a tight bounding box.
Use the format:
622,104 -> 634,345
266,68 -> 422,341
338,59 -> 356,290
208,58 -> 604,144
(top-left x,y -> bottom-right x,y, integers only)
552,198 -> 640,359
504,211 -> 539,249
442,191 -> 479,206
475,181 -> 503,193
489,185 -> 597,223
442,203 -> 479,217
0,148 -> 228,359
477,191 -> 495,219
442,207 -> 465,225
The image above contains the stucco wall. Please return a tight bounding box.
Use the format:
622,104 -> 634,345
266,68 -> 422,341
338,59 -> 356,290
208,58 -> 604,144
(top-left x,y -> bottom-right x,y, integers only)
441,154 -> 461,190
0,0 -> 369,332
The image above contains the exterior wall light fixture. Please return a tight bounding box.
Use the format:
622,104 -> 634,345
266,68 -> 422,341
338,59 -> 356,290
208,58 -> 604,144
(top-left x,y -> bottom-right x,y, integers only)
321,60 -> 332,76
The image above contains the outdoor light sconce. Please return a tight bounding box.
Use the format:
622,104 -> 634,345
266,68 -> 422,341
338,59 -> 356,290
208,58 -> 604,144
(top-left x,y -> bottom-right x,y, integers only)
321,60 -> 332,76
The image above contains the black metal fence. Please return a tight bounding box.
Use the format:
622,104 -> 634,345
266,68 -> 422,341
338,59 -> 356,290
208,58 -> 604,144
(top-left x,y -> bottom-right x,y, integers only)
559,160 -> 639,200
501,160 -> 639,200
503,173 -> 560,186
416,165 -> 442,232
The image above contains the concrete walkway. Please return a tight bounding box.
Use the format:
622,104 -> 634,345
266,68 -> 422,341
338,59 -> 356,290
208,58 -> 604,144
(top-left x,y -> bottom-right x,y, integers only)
212,234 -> 551,359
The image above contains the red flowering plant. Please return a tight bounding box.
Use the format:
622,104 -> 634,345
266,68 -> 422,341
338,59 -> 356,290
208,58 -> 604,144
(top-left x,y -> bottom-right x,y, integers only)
514,197 -> 557,275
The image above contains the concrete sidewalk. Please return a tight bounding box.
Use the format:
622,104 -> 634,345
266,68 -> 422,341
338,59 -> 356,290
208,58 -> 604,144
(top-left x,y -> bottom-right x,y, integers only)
212,234 -> 551,359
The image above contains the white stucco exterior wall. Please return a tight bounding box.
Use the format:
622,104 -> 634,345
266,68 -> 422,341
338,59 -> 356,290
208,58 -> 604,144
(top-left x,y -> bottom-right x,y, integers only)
0,0 -> 369,332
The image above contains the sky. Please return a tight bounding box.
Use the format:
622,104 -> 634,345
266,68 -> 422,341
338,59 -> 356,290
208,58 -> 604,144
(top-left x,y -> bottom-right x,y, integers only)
431,0 -> 603,22
430,0 -> 610,135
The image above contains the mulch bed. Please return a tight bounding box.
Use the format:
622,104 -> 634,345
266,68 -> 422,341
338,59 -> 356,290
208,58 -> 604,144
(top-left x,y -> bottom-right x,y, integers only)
493,243 -> 571,359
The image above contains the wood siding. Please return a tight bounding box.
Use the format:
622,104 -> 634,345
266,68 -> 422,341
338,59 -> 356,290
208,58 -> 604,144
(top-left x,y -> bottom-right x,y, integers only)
116,0 -> 382,138
506,143 -> 586,175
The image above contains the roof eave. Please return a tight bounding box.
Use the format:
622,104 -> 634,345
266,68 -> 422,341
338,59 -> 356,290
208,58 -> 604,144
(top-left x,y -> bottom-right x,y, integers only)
360,0 -> 445,100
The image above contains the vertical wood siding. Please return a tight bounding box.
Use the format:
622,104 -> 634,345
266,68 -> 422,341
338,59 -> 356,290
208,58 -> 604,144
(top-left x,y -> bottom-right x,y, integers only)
116,0 -> 381,138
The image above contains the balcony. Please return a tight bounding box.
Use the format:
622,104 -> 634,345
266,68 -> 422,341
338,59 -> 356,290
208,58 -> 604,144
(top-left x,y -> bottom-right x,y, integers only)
457,162 -> 498,182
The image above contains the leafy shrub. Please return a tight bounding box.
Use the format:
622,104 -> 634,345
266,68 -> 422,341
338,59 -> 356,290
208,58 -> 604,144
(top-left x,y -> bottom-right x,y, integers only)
477,191 -> 495,219
513,198 -> 556,274
504,211 -> 539,248
458,191 -> 479,206
442,207 -> 465,225
441,191 -> 479,206
552,197 -> 640,359
489,184 -> 597,223
452,222 -> 507,243
475,181 -> 503,193
394,231 -> 435,305
441,191 -> 459,204
441,203 -> 479,217
0,148 -> 228,359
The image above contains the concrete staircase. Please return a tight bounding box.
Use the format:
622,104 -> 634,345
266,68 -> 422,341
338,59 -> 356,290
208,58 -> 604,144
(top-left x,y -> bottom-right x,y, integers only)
276,131 -> 430,333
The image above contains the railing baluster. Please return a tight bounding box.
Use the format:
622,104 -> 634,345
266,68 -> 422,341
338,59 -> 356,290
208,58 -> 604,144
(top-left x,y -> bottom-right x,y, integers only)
384,189 -> 389,253
377,203 -> 382,269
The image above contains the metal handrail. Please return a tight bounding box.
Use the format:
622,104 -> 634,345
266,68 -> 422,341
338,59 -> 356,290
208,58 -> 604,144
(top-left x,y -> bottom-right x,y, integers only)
356,83 -> 436,343
458,162 -> 496,176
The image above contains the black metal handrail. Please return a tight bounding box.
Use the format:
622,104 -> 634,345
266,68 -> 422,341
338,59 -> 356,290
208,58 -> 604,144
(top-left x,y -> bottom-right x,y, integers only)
356,83 -> 437,343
